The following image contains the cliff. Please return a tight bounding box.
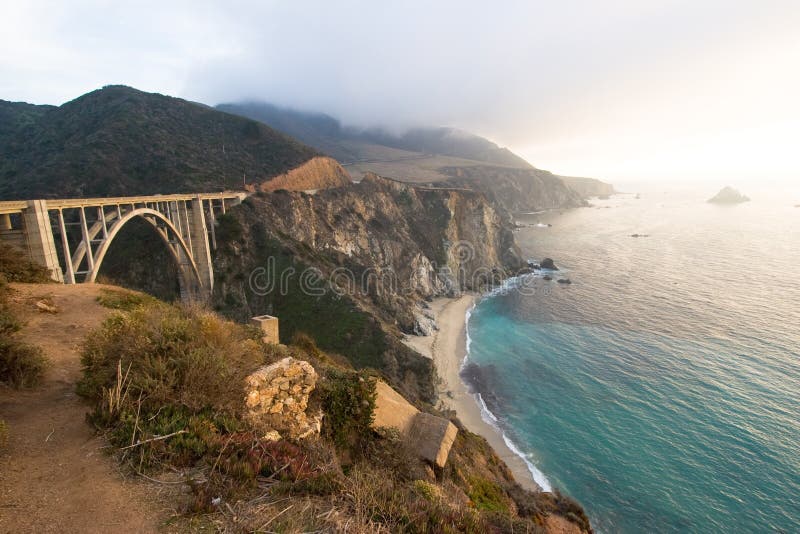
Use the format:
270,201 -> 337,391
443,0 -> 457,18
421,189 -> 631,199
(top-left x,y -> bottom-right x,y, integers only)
559,175 -> 616,198
440,165 -> 586,214
211,174 -> 523,402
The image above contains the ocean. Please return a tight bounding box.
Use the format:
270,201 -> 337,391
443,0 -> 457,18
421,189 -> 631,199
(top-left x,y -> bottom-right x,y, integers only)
462,188 -> 800,533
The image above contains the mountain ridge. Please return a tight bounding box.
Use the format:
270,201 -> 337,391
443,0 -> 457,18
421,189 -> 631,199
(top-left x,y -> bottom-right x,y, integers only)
217,101 -> 614,214
0,86 -> 319,199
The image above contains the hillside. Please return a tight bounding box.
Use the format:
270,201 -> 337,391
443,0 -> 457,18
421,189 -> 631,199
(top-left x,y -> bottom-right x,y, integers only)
217,102 -> 532,179
217,101 -> 613,213
559,176 -> 616,198
0,86 -> 319,199
441,165 -> 585,213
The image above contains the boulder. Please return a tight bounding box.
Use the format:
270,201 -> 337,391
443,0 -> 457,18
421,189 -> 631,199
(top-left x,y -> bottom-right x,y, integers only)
557,278 -> 572,284
540,258 -> 558,270
243,357 -> 322,440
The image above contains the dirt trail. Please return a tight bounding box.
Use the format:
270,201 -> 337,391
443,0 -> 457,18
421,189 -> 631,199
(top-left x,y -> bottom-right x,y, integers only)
0,284 -> 172,533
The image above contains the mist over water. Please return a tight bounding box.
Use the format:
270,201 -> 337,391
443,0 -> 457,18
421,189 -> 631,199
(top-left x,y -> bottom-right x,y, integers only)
463,189 -> 800,533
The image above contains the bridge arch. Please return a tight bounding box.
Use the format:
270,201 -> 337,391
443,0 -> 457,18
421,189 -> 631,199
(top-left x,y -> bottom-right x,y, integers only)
1,192 -> 245,302
86,208 -> 203,292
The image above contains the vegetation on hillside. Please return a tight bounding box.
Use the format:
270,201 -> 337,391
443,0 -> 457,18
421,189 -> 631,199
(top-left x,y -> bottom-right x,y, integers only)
0,243 -> 50,388
79,295 -> 591,532
211,202 -> 438,404
0,85 -> 319,199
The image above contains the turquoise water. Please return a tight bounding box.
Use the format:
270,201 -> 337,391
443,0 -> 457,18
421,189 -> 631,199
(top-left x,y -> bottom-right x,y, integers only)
463,189 -> 800,533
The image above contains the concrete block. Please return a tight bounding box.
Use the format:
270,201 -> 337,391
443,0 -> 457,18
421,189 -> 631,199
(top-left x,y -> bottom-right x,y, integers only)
371,380 -> 458,468
251,315 -> 280,344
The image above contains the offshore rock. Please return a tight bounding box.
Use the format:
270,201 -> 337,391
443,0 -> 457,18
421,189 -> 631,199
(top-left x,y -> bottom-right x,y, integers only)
708,186 -> 750,204
540,258 -> 558,270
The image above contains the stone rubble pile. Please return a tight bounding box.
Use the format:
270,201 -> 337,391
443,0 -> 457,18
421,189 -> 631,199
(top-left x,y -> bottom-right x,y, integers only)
243,357 -> 322,440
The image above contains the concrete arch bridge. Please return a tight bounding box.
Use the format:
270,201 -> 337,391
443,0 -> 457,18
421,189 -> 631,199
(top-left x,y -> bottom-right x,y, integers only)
0,192 -> 246,302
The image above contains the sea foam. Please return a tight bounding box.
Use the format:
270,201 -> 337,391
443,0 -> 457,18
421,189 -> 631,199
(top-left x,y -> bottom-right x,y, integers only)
463,295 -> 553,493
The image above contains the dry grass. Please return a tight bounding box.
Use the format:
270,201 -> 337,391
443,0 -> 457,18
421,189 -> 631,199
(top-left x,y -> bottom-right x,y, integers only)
77,297 -> 590,533
78,301 -> 270,415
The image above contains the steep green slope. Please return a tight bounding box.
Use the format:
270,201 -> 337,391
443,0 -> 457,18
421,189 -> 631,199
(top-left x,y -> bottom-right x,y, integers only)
0,86 -> 318,199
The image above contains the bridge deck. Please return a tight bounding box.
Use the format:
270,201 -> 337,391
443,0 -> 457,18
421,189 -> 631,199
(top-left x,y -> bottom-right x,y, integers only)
0,192 -> 246,214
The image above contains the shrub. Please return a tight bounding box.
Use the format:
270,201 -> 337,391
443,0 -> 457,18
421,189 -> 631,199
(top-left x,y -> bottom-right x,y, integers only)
316,368 -> 376,450
78,302 -> 267,416
95,288 -> 157,311
0,242 -> 51,283
291,331 -> 322,360
0,338 -> 48,388
467,476 -> 510,513
77,299 -> 341,506
0,283 -> 47,388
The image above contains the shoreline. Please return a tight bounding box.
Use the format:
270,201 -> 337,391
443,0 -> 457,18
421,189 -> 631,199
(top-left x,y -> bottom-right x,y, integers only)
404,294 -> 543,492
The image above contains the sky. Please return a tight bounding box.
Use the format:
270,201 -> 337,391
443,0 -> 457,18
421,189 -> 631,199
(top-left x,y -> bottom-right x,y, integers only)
2,0 -> 799,184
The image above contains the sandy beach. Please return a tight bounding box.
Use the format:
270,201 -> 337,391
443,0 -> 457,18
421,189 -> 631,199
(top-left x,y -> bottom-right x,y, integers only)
405,294 -> 541,492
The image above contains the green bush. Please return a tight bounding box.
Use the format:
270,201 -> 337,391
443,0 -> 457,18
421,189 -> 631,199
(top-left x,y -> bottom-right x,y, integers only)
467,476 -> 510,513
0,338 -> 48,388
78,301 -> 267,416
0,283 -> 47,388
316,368 -> 376,450
95,288 -> 158,311
77,299 -> 334,506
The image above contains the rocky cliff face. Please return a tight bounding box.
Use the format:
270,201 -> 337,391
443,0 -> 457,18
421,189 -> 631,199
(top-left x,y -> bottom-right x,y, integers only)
440,165 -> 586,214
211,173 -> 523,402
224,173 -> 520,320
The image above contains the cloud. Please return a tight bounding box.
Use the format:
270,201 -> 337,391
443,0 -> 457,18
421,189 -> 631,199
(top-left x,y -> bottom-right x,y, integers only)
2,0 -> 799,181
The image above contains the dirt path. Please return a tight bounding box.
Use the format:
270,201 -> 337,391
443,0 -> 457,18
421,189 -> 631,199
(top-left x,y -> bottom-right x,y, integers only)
0,284 -> 174,533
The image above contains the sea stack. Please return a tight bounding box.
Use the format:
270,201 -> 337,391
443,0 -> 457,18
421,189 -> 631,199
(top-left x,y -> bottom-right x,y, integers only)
708,186 -> 750,204
540,258 -> 559,270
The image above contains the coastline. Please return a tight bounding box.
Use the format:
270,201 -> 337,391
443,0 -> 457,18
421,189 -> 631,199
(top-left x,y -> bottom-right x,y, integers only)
404,294 -> 543,492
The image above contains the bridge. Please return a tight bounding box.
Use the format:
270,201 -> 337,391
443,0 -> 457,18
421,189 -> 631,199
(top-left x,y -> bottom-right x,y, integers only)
0,192 -> 247,302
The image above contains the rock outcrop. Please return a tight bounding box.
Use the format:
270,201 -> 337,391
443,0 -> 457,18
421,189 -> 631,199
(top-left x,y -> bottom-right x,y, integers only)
708,186 -> 750,204
540,258 -> 558,270
216,173 -> 523,333
252,156 -> 351,193
243,357 -> 322,440
440,165 -> 585,215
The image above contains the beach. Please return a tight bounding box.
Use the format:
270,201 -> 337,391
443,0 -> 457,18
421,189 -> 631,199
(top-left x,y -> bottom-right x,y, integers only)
404,294 -> 541,492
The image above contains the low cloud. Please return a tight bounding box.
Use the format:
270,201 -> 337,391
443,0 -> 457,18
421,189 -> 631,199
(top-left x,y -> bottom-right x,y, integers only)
2,0 -> 799,180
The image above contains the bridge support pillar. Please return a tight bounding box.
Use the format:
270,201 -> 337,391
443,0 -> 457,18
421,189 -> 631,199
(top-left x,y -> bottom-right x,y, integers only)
0,214 -> 11,231
23,200 -> 63,282
189,197 -> 214,301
